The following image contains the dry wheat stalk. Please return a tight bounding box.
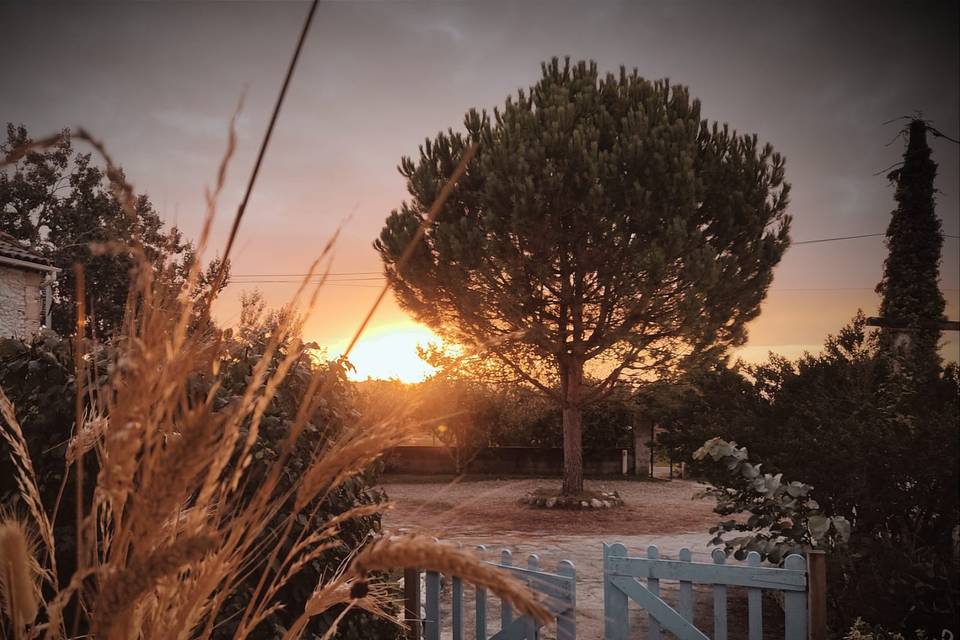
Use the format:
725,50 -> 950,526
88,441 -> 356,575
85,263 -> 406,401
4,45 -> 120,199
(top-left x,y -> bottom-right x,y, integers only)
91,534 -> 217,639
0,391 -> 57,584
296,417 -> 410,511
0,117 -> 523,639
0,517 -> 42,638
281,573 -> 398,640
65,412 -> 108,465
350,535 -> 552,625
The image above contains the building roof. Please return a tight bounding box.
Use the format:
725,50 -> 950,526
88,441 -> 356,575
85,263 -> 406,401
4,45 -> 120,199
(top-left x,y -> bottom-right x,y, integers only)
0,232 -> 57,271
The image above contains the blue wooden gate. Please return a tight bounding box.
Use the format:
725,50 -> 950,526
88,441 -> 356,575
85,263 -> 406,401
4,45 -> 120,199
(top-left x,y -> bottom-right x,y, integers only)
410,543 -> 576,640
603,542 -> 810,640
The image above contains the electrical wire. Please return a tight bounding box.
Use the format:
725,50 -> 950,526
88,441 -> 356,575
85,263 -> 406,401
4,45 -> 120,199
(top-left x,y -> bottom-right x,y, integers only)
225,232 -> 960,287
794,232 -> 959,245
231,271 -> 381,277
793,233 -> 885,245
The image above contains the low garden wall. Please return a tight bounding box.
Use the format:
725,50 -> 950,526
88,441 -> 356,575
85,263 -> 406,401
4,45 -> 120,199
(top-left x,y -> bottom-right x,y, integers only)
382,445 -> 636,476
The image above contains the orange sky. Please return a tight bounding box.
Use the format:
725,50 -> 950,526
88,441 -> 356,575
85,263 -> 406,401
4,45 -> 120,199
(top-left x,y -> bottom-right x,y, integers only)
2,2 -> 958,380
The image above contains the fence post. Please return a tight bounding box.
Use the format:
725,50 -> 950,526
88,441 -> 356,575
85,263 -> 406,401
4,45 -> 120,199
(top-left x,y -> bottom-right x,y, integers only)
677,548 -> 694,622
747,551 -> 763,640
475,545 -> 488,639
603,542 -> 629,640
403,568 -> 421,640
807,550 -> 827,640
557,560 -> 576,640
711,549 -> 728,640
526,554 -> 541,640
500,549 -> 513,631
784,554 -> 808,640
425,569 -> 441,640
647,546 -> 661,640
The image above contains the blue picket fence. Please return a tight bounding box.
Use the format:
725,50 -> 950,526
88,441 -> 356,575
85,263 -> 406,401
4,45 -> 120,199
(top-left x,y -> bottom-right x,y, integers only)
408,543 -> 576,640
603,542 -> 811,640
404,540 -> 824,640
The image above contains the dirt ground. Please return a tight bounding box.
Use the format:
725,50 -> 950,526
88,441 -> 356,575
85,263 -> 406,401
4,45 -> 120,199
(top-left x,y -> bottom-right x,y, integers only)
380,478 -> 784,639
380,477 -> 717,539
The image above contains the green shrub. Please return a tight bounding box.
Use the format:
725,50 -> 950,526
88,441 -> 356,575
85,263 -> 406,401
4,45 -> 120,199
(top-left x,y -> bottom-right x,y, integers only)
679,315 -> 958,633
0,333 -> 93,582
209,293 -> 399,639
0,295 -> 401,639
844,618 -> 929,640
695,437 -> 850,563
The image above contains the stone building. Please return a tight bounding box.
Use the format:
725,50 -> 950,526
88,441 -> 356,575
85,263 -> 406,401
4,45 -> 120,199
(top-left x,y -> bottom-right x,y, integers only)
0,232 -> 58,338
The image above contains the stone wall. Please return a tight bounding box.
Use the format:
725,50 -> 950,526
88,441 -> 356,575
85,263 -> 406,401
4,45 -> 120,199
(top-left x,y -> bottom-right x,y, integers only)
0,265 -> 44,338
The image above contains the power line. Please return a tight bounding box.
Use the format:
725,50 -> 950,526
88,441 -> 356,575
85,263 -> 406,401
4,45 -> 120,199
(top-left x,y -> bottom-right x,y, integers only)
770,287 -> 959,292
229,232 -> 960,277
231,271 -> 382,277
224,280 -> 960,293
225,231 -> 960,286
224,281 -> 383,288
793,233 -> 884,245
230,276 -> 384,282
794,232 -> 959,245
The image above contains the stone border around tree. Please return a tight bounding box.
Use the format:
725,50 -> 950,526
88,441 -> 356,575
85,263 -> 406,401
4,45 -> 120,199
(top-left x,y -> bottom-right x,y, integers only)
520,490 -> 624,509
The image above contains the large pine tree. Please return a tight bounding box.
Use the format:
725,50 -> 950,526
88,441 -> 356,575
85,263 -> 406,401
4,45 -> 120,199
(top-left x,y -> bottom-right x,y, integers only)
876,119 -> 946,384
376,59 -> 791,494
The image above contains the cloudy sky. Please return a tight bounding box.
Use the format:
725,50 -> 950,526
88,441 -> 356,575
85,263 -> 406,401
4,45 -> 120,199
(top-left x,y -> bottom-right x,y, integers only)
2,1 -> 958,379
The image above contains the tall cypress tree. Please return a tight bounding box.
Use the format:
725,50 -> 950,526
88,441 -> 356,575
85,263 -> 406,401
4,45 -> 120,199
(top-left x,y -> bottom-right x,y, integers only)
876,119 -> 946,384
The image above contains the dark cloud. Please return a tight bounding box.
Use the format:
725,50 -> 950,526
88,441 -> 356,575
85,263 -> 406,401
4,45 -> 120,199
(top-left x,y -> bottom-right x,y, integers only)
1,0 -> 957,359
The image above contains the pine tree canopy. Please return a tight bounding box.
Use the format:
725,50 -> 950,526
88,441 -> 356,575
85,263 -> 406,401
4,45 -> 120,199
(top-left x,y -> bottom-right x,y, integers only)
376,58 -> 791,403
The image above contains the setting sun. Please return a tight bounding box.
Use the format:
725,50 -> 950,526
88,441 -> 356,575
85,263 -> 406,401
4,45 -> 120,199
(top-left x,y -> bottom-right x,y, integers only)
332,323 -> 440,383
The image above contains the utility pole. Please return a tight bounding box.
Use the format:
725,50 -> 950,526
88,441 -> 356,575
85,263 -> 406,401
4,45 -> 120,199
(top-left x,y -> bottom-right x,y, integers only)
865,317 -> 959,332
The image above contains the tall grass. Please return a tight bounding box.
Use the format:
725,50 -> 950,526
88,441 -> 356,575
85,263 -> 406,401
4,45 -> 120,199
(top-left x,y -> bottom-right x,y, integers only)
0,130 -> 546,638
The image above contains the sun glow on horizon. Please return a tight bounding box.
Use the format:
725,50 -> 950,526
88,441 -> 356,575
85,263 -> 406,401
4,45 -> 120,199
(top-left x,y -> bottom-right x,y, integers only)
331,323 -> 440,383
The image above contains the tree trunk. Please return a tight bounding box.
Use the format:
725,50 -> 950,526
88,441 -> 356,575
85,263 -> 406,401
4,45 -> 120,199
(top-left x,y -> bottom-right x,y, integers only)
561,359 -> 584,495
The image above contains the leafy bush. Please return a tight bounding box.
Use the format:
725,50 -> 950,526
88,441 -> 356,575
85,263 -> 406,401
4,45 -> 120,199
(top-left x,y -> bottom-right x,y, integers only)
209,293 -> 400,639
694,437 -> 850,563
844,619 -> 929,640
0,333 -> 76,504
680,315 -> 959,633
0,333 -> 93,582
0,295 -> 402,639
640,360 -> 762,466
480,386 -> 635,451
1,122 -> 549,640
358,374 -> 636,454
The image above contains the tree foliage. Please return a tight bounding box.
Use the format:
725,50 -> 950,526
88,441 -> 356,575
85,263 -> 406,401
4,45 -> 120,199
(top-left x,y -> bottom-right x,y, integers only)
663,125 -> 957,629
414,377 -> 499,471
0,333 -> 95,580
666,314 -> 959,632
843,619 -> 930,640
876,119 -> 946,384
638,358 -> 759,464
0,124 -> 227,337
418,342 -> 636,450
694,437 -> 851,564
0,293 -> 398,639
376,58 -> 790,492
211,292 -> 398,639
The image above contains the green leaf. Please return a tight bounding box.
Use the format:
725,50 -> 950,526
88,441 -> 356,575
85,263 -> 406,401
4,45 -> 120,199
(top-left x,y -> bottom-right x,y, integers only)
807,515 -> 830,541
831,516 -> 851,542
